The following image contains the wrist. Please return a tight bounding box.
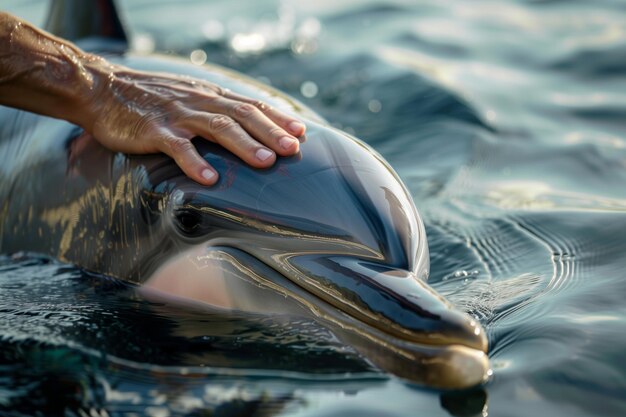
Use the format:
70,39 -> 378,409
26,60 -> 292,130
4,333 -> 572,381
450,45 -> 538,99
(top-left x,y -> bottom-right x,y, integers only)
67,52 -> 116,131
0,13 -> 116,132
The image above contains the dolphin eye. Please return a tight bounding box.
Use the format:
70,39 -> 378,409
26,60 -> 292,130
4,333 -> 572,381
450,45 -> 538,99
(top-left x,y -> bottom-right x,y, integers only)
174,209 -> 204,236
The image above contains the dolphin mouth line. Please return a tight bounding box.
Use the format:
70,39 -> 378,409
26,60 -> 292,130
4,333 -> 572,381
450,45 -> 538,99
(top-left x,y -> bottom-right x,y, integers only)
272,252 -> 487,352
202,247 -> 486,355
217,247 -> 491,388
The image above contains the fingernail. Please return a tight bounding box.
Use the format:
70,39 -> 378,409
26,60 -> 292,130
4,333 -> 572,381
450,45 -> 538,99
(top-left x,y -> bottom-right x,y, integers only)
279,136 -> 298,150
201,169 -> 216,181
256,148 -> 274,162
288,121 -> 305,135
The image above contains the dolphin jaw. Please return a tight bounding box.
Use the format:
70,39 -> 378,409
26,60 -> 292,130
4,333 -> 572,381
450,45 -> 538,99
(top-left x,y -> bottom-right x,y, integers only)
296,276 -> 492,389
275,253 -> 489,353
142,241 -> 489,389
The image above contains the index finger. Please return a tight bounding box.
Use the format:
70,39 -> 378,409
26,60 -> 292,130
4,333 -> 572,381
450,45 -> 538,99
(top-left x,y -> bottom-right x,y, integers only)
222,91 -> 306,138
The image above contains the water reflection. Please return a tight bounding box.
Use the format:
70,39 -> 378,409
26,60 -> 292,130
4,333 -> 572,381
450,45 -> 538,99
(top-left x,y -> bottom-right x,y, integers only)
0,254 -> 382,415
440,389 -> 488,417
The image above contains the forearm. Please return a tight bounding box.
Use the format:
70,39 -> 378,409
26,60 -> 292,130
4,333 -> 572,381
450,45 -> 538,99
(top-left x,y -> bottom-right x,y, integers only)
0,12 -> 103,128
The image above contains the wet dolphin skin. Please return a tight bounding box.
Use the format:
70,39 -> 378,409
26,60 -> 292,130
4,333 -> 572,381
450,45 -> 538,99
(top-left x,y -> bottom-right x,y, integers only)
0,53 -> 489,389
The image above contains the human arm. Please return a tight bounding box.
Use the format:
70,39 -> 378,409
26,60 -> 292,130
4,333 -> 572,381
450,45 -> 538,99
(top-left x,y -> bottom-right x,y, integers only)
0,11 -> 306,185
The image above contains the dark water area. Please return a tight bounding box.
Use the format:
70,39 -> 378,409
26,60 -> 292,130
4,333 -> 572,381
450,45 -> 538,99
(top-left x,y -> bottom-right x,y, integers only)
3,0 -> 626,416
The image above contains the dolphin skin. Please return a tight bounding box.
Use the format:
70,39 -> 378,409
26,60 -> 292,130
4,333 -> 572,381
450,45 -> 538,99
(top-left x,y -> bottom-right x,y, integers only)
0,53 -> 489,388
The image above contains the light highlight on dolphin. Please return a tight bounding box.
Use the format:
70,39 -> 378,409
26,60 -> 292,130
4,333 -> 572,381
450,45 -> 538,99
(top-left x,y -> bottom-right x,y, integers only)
0,0 -> 490,390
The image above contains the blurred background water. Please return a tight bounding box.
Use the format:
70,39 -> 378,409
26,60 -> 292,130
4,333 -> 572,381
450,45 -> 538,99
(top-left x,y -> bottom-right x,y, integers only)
3,0 -> 626,416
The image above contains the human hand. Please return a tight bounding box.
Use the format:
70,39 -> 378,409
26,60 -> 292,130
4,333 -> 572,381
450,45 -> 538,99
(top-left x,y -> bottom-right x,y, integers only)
83,62 -> 306,185
1,12 -> 306,185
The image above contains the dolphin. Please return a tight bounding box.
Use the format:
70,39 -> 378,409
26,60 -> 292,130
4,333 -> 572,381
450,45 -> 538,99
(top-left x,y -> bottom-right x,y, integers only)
0,0 -> 489,389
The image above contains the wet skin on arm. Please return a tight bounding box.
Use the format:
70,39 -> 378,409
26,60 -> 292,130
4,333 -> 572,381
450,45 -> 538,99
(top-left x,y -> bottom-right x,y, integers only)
0,11 -> 306,185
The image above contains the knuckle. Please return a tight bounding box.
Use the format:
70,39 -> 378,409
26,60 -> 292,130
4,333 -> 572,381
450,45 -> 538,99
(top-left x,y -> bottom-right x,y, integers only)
254,100 -> 271,113
210,84 -> 226,96
167,101 -> 185,113
209,115 -> 237,133
269,127 -> 285,138
233,103 -> 257,118
167,138 -> 194,155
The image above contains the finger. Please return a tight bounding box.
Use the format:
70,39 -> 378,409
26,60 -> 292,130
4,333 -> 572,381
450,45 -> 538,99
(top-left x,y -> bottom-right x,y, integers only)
187,94 -> 299,156
222,91 -> 306,137
158,134 -> 219,185
216,97 -> 300,156
171,94 -> 299,155
187,113 -> 277,169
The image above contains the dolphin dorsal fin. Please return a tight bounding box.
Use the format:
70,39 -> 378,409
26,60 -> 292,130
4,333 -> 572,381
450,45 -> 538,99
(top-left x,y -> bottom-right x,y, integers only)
44,0 -> 128,53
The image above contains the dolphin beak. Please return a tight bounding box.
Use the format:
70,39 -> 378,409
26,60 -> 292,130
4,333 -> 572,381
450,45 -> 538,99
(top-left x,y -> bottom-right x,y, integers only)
283,255 -> 490,388
286,255 -> 488,351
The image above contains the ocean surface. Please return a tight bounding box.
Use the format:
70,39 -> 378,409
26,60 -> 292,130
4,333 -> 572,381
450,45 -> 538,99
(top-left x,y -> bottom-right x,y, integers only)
3,0 -> 626,416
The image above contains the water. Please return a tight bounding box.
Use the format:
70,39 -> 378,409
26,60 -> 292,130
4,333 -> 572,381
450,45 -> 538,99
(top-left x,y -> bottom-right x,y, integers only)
3,0 -> 626,415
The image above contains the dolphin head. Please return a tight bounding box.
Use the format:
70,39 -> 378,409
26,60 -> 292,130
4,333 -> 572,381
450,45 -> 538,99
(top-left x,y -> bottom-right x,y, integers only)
140,123 -> 489,389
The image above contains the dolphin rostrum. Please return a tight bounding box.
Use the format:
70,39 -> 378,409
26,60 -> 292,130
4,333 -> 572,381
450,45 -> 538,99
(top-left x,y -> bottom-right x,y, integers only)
0,0 -> 489,389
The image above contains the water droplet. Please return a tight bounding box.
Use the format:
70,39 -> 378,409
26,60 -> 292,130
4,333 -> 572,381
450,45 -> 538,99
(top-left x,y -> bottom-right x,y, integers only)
190,49 -> 207,65
368,99 -> 382,113
300,81 -> 318,98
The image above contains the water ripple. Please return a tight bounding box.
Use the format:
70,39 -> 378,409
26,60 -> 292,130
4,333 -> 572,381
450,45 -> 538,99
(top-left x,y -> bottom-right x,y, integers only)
4,0 -> 626,415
